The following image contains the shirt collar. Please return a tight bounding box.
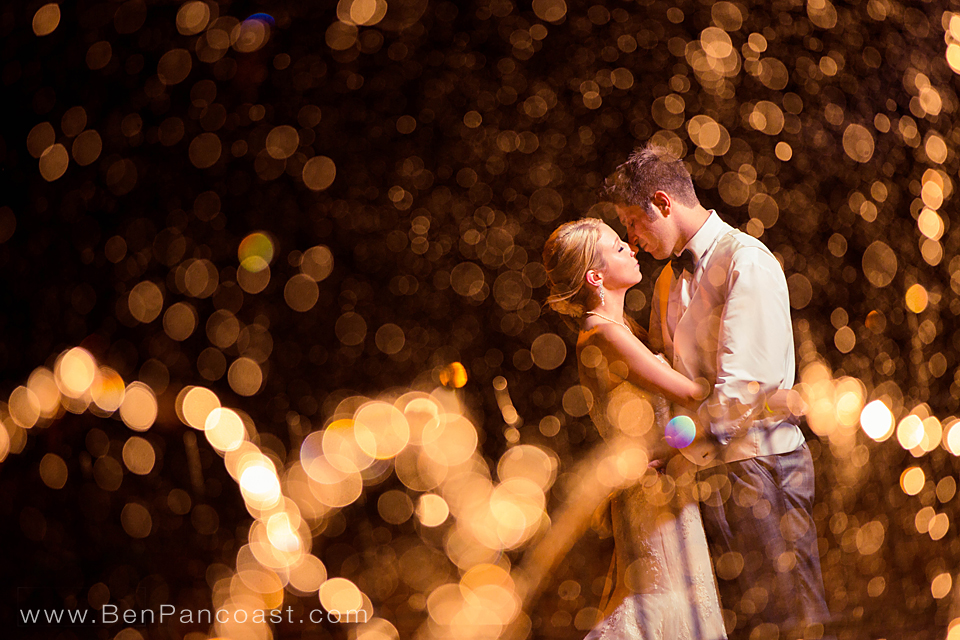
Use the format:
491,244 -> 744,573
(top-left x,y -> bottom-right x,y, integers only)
681,210 -> 730,266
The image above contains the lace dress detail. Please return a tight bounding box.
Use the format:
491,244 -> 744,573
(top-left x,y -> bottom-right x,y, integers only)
584,382 -> 727,640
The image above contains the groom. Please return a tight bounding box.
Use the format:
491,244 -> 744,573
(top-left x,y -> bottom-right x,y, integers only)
602,145 -> 831,640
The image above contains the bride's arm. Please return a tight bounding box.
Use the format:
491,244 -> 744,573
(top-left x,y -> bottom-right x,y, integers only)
766,388 -> 807,418
586,324 -> 708,410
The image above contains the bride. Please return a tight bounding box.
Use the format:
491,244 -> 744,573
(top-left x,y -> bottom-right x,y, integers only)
542,217 -> 728,640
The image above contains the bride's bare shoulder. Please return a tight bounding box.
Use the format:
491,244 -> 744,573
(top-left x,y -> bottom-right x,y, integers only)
576,324 -> 614,363
577,320 -> 602,348
578,325 -> 647,386
577,326 -> 619,367
579,323 -> 647,357
579,320 -> 627,344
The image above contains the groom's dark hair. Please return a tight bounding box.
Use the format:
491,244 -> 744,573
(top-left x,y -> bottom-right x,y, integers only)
600,144 -> 700,214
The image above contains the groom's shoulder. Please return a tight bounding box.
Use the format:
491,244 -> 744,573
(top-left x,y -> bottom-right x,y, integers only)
711,228 -> 787,283
721,227 -> 778,263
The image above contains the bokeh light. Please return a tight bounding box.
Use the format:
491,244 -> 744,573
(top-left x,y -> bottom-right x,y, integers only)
239,464 -> 282,511
39,453 -> 68,489
417,493 -> 450,527
118,382 -> 157,432
860,400 -> 895,442
227,357 -> 263,396
319,577 -> 363,617
205,408 -> 247,452
178,386 -> 221,430
122,436 -> 156,475
239,233 -> 275,271
128,282 -> 164,323
353,402 -> 410,460
901,467 -> 926,496
32,4 -> 60,36
439,362 -> 468,389
26,368 -> 60,418
121,502 -> 153,539
38,144 -> 69,181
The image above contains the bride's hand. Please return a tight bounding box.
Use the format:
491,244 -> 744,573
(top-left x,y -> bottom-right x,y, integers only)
646,437 -> 676,470
767,388 -> 808,419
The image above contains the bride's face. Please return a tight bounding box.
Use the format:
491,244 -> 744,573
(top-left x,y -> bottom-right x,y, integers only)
595,224 -> 642,290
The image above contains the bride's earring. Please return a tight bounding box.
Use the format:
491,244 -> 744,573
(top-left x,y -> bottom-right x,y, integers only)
598,286 -> 605,306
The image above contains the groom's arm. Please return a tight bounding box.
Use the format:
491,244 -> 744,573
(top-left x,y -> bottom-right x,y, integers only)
699,245 -> 794,444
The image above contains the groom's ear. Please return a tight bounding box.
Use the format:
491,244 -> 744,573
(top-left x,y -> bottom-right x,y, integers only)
585,269 -> 602,287
652,190 -> 672,217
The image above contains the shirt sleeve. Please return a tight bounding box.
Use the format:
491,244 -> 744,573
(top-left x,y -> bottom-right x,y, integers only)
700,245 -> 793,444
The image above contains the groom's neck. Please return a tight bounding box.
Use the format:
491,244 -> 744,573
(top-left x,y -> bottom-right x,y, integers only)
675,203 -> 712,249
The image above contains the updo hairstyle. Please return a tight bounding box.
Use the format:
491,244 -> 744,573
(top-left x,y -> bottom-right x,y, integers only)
542,217 -> 645,340
542,218 -> 605,321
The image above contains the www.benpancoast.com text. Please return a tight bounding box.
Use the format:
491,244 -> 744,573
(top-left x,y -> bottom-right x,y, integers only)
19,604 -> 367,626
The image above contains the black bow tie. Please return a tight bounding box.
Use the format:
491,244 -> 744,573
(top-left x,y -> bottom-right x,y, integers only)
671,251 -> 695,278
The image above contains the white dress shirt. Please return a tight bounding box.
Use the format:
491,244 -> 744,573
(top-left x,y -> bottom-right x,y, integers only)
651,211 -> 805,463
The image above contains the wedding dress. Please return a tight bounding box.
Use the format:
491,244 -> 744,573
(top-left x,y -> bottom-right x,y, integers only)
583,380 -> 727,640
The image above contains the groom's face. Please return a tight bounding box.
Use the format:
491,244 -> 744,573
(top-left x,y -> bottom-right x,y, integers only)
616,203 -> 677,261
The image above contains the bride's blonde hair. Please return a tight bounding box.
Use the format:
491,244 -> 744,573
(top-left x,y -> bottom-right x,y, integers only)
542,218 -> 606,320
543,218 -> 645,339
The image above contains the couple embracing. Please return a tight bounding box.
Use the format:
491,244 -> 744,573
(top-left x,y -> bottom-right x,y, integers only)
542,145 -> 833,640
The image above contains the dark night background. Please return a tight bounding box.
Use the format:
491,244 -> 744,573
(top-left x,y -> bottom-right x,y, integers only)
2,0 -> 960,638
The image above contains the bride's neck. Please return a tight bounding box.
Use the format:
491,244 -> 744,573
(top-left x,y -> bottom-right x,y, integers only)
587,292 -> 626,322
